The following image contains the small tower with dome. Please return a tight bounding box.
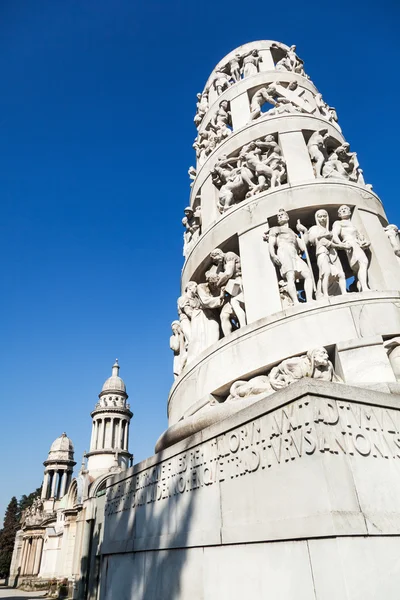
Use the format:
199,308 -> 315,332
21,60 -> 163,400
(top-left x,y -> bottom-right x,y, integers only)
86,360 -> 133,478
41,433 -> 76,510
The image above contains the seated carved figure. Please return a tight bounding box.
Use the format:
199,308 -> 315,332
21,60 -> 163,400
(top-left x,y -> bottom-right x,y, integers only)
227,347 -> 340,400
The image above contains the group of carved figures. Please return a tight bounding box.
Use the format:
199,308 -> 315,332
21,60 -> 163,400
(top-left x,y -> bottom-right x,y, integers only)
227,346 -> 339,401
193,45 -> 308,129
266,206 -> 371,304
249,81 -> 338,127
182,205 -> 202,258
170,249 -> 246,378
212,136 -> 286,213
193,100 -> 232,165
21,497 -> 44,526
307,130 -> 368,186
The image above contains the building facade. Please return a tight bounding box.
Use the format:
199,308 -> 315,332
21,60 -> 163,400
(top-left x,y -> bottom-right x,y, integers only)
9,361 -> 133,597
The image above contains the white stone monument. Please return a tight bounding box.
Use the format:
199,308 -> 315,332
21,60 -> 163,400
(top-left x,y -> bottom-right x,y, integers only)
98,41 -> 400,600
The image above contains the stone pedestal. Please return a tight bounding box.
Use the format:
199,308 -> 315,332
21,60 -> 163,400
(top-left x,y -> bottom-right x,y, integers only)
99,380 -> 400,600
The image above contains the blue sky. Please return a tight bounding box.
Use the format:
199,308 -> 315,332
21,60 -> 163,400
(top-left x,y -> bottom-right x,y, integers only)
0,0 -> 398,521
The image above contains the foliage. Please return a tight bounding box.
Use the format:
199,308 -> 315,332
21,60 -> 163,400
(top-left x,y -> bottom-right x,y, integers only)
0,497 -> 19,575
0,486 -> 42,576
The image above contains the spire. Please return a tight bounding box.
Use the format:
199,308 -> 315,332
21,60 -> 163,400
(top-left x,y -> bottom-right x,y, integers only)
112,359 -> 119,378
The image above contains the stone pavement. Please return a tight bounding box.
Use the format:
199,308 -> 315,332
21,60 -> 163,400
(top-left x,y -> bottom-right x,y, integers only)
0,588 -> 46,599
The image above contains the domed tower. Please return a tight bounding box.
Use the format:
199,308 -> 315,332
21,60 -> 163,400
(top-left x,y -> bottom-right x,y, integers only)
86,360 -> 133,479
41,433 -> 76,507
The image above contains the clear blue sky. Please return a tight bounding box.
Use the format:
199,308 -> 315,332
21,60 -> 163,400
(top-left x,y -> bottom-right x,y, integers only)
0,0 -> 398,522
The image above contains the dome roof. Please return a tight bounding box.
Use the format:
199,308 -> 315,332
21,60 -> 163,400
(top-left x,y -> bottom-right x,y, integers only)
46,433 -> 75,464
101,360 -> 126,394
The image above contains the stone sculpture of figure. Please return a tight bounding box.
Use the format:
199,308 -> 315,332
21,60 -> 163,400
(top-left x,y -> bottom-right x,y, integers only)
315,92 -> 339,127
265,208 -> 314,304
213,70 -> 230,96
321,151 -> 350,181
211,154 -> 249,213
182,206 -> 202,258
274,44 -> 307,77
170,321 -> 187,379
332,205 -> 370,292
178,281 -> 220,363
249,87 -> 277,120
307,129 -> 329,177
254,135 -> 286,186
210,100 -> 232,142
194,91 -> 209,128
188,165 -> 196,187
269,347 -> 340,390
227,346 -> 340,400
240,141 -> 283,196
241,49 -> 261,78
177,281 -> 200,345
385,224 -> 400,257
209,248 -> 247,334
227,375 -> 272,401
298,209 -> 347,298
228,53 -> 242,82
333,143 -> 367,185
193,129 -> 217,165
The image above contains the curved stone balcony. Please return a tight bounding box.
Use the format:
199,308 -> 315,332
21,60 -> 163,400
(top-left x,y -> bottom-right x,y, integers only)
168,291 -> 400,425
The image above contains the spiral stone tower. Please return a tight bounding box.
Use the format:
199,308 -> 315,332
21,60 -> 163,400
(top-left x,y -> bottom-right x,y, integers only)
100,42 -> 400,599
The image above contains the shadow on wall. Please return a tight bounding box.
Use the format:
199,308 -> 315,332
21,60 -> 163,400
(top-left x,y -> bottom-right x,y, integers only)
94,447 -> 198,600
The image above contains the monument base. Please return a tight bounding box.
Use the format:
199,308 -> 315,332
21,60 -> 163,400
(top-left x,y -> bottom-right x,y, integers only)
100,380 -> 400,599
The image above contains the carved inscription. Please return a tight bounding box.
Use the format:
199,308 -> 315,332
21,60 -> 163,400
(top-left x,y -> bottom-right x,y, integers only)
105,399 -> 400,516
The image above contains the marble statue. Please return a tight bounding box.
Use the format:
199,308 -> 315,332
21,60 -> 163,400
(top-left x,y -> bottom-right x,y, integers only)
249,86 -> 276,120
210,100 -> 232,142
307,129 -> 329,177
273,44 -> 307,77
211,154 -> 249,213
213,70 -> 230,95
188,165 -> 196,187
385,224 -> 400,257
298,209 -> 347,297
315,93 -> 339,126
269,347 -> 340,390
170,321 -> 187,379
241,49 -> 261,78
177,281 -> 200,345
194,91 -> 209,128
249,82 -> 306,121
182,206 -> 202,258
178,281 -> 221,363
228,54 -> 242,82
193,129 -> 217,165
240,137 -> 286,196
322,143 -> 366,185
209,248 -> 247,334
332,205 -> 370,291
265,208 -> 314,303
212,138 -> 286,211
227,346 -> 340,400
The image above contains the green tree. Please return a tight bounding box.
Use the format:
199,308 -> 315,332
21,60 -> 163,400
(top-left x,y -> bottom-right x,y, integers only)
0,497 -> 19,576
